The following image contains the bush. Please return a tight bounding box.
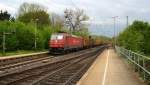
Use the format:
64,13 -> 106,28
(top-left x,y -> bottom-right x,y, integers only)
118,20 -> 150,55
16,23 -> 35,50
0,21 -> 61,52
0,21 -> 35,50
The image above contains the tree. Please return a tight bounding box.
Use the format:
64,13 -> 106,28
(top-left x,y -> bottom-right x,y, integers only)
18,2 -> 46,15
64,8 -> 89,31
0,10 -> 11,21
51,13 -> 63,28
118,20 -> 150,55
17,2 -> 51,28
10,17 -> 15,22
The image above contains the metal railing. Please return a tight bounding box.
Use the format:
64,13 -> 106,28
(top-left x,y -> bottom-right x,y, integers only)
115,46 -> 150,83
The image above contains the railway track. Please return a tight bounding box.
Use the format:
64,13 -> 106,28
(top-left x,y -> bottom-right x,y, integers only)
0,47 -> 102,73
0,46 -> 100,68
0,46 -> 105,85
32,50 -> 101,85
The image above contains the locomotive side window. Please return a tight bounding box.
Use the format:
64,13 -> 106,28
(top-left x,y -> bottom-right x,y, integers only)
51,34 -> 63,40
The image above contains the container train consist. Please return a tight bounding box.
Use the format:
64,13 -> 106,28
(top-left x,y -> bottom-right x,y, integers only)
49,32 -> 102,53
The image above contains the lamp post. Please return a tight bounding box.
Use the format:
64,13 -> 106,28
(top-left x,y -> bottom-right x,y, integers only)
126,16 -> 129,27
112,16 -> 118,47
34,18 -> 39,50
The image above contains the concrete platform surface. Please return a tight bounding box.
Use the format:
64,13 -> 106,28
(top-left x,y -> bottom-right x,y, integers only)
76,49 -> 145,85
0,51 -> 48,60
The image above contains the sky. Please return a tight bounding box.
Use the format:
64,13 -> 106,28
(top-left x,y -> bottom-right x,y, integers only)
0,0 -> 150,37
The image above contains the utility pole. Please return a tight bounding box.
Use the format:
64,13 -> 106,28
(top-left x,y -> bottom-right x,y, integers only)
51,14 -> 55,26
112,16 -> 118,47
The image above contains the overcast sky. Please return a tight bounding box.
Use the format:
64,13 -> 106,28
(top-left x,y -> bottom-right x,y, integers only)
0,0 -> 150,37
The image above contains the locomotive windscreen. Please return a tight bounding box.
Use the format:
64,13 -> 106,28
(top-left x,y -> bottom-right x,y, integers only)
51,34 -> 63,40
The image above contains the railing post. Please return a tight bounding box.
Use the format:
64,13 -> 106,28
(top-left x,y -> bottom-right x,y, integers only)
143,58 -> 146,80
138,55 -> 140,73
127,50 -> 129,58
133,54 -> 136,72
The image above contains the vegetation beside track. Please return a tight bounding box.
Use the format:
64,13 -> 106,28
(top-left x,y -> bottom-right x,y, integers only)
118,20 -> 150,57
0,3 -> 62,55
117,20 -> 150,84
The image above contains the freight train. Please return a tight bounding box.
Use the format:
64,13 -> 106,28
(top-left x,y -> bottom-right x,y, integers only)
49,32 -> 102,53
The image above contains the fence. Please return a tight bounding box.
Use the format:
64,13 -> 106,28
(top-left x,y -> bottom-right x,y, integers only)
115,46 -> 150,83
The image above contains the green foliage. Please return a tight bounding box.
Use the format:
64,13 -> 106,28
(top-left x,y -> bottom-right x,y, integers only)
118,20 -> 150,55
0,21 -> 34,50
62,25 -> 90,37
17,3 -> 51,29
5,36 -> 19,51
18,11 -> 51,28
16,23 -> 35,50
0,21 -> 59,52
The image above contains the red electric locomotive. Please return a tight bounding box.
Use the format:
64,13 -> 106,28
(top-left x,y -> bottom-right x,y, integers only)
49,32 -> 83,53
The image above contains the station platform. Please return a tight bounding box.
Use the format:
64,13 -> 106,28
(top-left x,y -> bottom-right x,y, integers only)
76,49 -> 145,85
0,51 -> 48,60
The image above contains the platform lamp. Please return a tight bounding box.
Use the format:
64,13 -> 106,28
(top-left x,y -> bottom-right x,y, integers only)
112,16 -> 118,47
34,18 -> 39,50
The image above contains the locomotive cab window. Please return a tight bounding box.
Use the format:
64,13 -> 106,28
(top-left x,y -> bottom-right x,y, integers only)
51,34 -> 63,40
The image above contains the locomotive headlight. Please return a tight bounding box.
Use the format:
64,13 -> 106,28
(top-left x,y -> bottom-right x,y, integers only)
55,40 -> 58,42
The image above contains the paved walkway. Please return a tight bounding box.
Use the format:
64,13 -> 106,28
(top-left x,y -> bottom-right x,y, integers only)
76,49 -> 145,85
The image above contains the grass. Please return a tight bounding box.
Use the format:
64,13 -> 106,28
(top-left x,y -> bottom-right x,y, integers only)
0,49 -> 48,57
